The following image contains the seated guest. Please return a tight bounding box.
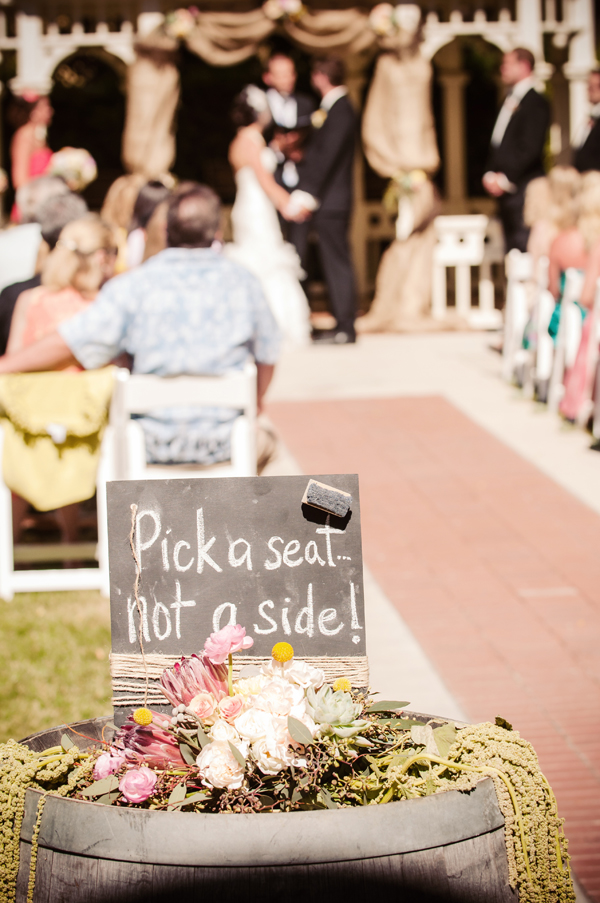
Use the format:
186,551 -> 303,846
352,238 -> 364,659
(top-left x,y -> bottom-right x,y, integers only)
100,173 -> 147,273
127,180 -> 171,269
6,214 -> 117,361
525,166 -> 581,275
547,171 -> 600,340
0,175 -> 70,293
0,191 -> 88,354
5,214 -> 117,545
0,184 -> 281,470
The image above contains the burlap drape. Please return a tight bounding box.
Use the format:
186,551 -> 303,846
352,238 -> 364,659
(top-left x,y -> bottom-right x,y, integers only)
122,7 -> 375,175
357,46 -> 441,333
362,50 -> 439,177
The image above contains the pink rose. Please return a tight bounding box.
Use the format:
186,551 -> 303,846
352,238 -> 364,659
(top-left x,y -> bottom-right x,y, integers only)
119,766 -> 157,804
189,692 -> 217,722
94,750 -> 126,780
218,694 -> 244,723
203,624 -> 254,665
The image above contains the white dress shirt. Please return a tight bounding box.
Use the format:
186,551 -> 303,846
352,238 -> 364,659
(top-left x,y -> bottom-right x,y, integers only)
266,88 -> 298,128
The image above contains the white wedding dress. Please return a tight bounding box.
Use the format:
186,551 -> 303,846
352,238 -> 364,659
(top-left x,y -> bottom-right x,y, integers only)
226,139 -> 311,347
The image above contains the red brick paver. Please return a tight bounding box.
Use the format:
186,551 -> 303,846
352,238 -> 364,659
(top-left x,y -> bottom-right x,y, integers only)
268,395 -> 600,901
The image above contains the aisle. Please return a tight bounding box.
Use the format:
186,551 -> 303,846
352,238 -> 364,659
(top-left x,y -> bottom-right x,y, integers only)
266,336 -> 600,902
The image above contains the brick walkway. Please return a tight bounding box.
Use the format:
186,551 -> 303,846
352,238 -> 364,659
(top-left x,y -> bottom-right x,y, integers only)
268,395 -> 600,902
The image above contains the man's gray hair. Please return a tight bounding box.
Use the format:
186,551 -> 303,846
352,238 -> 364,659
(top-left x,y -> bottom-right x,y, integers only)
37,192 -> 89,250
16,176 -> 70,224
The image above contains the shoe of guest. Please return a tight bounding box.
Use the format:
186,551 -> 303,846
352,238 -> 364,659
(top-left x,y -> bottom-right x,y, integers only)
312,329 -> 356,345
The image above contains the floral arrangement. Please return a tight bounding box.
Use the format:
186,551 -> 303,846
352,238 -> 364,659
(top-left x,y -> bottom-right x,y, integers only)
164,7 -> 199,40
0,624 -> 575,903
48,147 -> 97,192
383,167 -> 428,214
262,0 -> 305,23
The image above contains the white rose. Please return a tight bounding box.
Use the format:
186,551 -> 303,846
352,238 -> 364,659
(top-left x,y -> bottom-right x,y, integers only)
196,741 -> 245,790
254,678 -> 304,717
233,674 -> 268,697
235,708 -> 277,744
209,719 -> 241,743
252,735 -> 295,775
262,658 -> 324,690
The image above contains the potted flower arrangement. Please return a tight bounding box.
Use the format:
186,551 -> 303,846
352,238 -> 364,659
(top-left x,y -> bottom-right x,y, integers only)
2,624 -> 574,903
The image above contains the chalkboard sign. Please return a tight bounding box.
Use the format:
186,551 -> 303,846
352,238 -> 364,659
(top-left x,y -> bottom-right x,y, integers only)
107,474 -> 366,721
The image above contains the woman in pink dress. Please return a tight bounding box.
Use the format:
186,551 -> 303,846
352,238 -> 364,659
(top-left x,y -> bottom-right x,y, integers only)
7,214 -> 117,545
9,93 -> 54,221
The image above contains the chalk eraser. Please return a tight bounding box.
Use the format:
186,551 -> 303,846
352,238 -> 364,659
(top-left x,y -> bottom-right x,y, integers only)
302,479 -> 352,518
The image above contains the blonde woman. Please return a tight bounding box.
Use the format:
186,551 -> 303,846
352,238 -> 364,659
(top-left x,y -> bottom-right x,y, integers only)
6,214 -> 116,546
7,214 -> 117,362
525,166 -> 581,274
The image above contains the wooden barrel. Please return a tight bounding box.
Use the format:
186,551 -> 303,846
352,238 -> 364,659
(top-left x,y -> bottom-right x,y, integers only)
18,715 -> 517,903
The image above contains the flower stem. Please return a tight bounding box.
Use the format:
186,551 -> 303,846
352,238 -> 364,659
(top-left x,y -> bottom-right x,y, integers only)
228,653 -> 234,697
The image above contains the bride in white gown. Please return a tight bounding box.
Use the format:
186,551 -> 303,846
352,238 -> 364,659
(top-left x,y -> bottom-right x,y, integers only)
226,85 -> 312,347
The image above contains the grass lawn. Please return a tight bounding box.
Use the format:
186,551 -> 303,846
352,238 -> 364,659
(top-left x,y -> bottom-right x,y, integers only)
0,590 -> 111,743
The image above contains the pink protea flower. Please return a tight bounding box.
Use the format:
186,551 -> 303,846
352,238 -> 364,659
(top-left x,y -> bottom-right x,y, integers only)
119,766 -> 157,804
160,653 -> 229,707
204,624 -> 254,665
115,713 -> 186,768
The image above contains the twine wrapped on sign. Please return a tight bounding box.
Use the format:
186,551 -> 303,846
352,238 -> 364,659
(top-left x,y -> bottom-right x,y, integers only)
110,653 -> 370,708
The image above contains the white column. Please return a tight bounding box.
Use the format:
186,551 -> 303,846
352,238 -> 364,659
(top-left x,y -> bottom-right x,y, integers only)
11,5 -> 53,94
137,0 -> 163,37
516,0 -> 543,57
563,0 -> 596,141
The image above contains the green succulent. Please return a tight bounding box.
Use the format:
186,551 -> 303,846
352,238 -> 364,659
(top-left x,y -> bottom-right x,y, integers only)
306,686 -> 369,738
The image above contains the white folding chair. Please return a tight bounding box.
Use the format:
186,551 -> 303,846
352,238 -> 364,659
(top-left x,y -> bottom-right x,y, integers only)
111,362 -> 258,481
0,422 -> 114,602
548,268 -> 586,412
502,250 -> 533,382
575,278 -> 600,428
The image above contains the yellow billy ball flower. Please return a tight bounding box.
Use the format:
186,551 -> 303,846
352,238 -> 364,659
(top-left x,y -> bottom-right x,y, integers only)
271,642 -> 294,663
133,707 -> 153,726
333,677 -> 352,693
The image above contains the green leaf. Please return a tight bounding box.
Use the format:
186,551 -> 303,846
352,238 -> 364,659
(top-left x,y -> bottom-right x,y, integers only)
287,716 -> 313,746
258,794 -> 274,807
169,790 -> 208,809
228,741 -> 246,768
433,723 -> 457,758
318,787 -> 338,810
168,782 -> 187,808
291,787 -> 303,803
95,791 -> 120,805
61,733 -> 74,751
81,775 -> 120,798
179,742 -> 197,766
367,700 -> 410,713
197,726 -> 210,748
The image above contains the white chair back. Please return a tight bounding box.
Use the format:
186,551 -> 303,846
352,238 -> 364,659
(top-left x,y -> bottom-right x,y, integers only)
111,363 -> 258,481
502,250 -> 533,382
548,268 -> 585,412
0,423 -> 113,602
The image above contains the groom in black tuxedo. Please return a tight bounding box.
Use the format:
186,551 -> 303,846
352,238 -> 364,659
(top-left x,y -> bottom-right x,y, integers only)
483,47 -> 550,253
291,57 -> 358,344
572,69 -> 600,173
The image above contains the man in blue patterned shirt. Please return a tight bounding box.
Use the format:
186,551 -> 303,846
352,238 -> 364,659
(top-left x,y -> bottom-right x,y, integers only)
0,184 -> 281,466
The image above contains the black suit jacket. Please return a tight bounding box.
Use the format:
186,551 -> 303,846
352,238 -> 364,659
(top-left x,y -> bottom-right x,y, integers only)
486,88 -> 550,188
573,118 -> 600,172
296,94 -> 357,214
0,274 -> 41,356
